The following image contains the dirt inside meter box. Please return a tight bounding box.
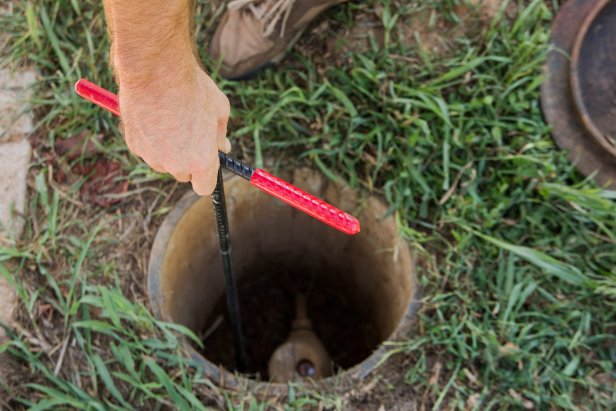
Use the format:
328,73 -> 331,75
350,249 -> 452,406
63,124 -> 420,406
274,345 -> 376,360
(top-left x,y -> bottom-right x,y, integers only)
197,258 -> 380,379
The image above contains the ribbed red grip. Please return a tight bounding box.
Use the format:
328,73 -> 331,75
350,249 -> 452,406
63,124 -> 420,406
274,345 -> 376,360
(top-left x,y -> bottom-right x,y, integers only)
250,169 -> 360,235
75,79 -> 120,116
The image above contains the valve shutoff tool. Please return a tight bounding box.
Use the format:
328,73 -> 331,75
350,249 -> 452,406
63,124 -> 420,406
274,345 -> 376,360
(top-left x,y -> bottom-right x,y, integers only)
74,79 -> 360,371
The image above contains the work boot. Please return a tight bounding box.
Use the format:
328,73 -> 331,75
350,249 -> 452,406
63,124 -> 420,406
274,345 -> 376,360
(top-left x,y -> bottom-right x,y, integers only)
209,0 -> 347,79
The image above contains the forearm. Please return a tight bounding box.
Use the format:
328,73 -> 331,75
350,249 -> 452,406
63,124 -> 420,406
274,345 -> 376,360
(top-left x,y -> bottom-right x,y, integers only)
101,0 -> 230,196
103,0 -> 196,86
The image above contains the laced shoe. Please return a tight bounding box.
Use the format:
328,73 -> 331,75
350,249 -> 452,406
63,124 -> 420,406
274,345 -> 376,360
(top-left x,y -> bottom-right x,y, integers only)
209,0 -> 347,79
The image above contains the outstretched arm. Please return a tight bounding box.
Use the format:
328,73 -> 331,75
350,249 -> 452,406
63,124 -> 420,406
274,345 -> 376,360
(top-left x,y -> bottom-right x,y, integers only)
103,0 -> 230,195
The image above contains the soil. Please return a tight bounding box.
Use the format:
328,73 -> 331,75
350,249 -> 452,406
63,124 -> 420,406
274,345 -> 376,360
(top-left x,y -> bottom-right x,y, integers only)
301,0 -> 518,69
197,258 -> 381,380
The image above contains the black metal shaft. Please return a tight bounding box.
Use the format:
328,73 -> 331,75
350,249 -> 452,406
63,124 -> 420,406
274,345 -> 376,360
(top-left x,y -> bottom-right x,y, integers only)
218,152 -> 254,180
211,167 -> 246,371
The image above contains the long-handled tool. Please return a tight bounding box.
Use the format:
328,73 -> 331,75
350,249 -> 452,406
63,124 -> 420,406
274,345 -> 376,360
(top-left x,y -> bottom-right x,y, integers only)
74,79 -> 360,235
74,79 -> 360,371
211,168 -> 246,370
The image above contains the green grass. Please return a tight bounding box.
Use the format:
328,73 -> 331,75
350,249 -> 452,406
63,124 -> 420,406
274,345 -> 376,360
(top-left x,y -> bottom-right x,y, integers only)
1,0 -> 615,409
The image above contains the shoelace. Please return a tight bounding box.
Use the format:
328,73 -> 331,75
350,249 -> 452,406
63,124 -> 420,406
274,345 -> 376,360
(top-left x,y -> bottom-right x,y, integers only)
228,0 -> 296,37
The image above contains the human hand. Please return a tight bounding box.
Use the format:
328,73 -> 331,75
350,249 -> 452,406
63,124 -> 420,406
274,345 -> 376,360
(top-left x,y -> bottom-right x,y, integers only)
117,61 -> 231,195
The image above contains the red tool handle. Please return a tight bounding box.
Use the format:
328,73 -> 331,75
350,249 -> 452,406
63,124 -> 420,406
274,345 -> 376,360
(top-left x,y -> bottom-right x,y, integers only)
250,169 -> 360,235
75,79 -> 120,116
74,79 -> 361,235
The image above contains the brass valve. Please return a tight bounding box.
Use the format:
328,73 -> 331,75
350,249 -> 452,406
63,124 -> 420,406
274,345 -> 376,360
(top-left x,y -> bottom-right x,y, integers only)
268,295 -> 332,382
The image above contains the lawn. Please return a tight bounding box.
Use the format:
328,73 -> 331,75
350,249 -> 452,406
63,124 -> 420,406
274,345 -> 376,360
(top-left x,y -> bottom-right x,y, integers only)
1,0 -> 615,409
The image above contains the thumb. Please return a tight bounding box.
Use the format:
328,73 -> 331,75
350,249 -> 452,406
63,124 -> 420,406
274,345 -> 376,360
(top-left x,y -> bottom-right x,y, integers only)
218,137 -> 232,153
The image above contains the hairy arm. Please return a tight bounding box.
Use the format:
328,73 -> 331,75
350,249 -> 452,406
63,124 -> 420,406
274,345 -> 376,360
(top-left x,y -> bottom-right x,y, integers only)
103,0 -> 230,195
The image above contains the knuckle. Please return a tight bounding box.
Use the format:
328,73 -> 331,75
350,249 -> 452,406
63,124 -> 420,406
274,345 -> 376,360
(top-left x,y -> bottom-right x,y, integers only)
145,160 -> 165,173
124,133 -> 140,154
217,122 -> 228,139
220,97 -> 231,117
172,172 -> 191,182
164,162 -> 187,176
